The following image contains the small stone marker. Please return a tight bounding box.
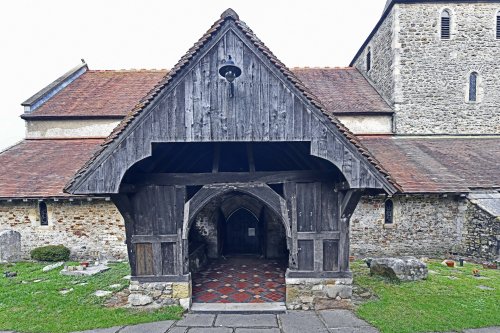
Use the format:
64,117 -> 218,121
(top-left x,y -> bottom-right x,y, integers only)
59,288 -> 74,295
42,262 -> 64,272
109,284 -> 122,289
370,257 -> 428,281
61,264 -> 109,276
94,290 -> 112,297
477,285 -> 495,291
0,230 -> 21,263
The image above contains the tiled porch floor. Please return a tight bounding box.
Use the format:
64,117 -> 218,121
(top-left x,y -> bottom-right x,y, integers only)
192,256 -> 286,303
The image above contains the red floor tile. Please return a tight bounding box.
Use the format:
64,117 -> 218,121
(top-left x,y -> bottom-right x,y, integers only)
192,257 -> 286,303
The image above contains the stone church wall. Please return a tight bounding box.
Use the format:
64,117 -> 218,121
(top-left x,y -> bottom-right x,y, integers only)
356,3 -> 500,134
0,200 -> 127,260
463,201 -> 499,261
354,7 -> 396,106
351,195 -> 467,257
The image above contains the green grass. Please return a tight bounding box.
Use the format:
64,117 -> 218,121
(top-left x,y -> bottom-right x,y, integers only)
0,262 -> 183,333
352,260 -> 500,333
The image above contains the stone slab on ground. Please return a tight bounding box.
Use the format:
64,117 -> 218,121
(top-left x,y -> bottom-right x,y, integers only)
279,311 -> 329,333
215,314 -> 277,327
187,328 -> 232,333
74,327 -> 122,333
119,321 -> 174,333
320,309 -> 373,328
42,262 -> 65,272
464,328 -> 500,333
235,329 -> 281,333
61,265 -> 110,277
166,328 -> 187,333
176,314 -> 215,327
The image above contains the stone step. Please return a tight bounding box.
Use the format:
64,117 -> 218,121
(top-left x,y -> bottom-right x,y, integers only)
190,302 -> 287,314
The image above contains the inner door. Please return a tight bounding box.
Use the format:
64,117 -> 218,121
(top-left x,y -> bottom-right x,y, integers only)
224,208 -> 260,255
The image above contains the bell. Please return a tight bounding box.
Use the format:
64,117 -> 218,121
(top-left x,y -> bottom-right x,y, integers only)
218,55 -> 242,83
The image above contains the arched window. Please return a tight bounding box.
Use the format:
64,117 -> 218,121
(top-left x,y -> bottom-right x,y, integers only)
366,48 -> 372,72
441,10 -> 451,40
469,72 -> 478,102
39,202 -> 48,226
384,199 -> 393,224
496,12 -> 500,39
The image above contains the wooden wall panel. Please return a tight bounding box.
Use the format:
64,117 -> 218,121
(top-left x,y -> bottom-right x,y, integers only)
323,240 -> 339,272
136,243 -> 154,276
298,240 -> 314,271
161,243 -> 176,275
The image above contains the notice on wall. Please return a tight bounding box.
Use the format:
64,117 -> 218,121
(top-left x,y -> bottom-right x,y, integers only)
248,228 -> 256,237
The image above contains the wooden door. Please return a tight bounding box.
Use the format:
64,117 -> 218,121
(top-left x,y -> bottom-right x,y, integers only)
224,208 -> 260,255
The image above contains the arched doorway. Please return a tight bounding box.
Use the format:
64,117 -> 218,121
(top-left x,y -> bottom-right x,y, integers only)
224,208 -> 260,255
188,190 -> 288,304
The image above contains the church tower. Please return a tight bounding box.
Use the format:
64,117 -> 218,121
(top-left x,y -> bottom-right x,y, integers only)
352,0 -> 500,134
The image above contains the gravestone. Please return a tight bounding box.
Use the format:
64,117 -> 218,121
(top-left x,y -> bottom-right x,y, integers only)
0,230 -> 22,263
370,257 -> 428,281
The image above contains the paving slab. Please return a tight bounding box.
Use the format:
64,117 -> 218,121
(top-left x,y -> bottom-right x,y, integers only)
235,329 -> 281,333
279,311 -> 329,333
329,327 -> 380,333
72,327 -> 122,333
215,314 -> 278,327
119,320 -> 174,333
187,328 -> 232,333
464,328 -> 500,333
191,302 -> 286,313
176,314 -> 215,327
320,310 -> 372,328
166,327 -> 187,333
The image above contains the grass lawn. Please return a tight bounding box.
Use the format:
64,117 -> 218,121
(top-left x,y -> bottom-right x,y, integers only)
352,259 -> 500,333
0,262 -> 183,333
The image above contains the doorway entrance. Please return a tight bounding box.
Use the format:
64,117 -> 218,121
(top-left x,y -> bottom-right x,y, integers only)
224,208 -> 260,255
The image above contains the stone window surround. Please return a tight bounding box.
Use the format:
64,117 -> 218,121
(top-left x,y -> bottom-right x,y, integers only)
366,46 -> 372,72
439,7 -> 453,41
465,70 -> 483,104
38,201 -> 49,227
496,9 -> 500,40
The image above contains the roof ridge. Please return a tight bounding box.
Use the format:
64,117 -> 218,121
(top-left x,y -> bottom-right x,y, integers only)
291,66 -> 355,70
88,69 -> 169,73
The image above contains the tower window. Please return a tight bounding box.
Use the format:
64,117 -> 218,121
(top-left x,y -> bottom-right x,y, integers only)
366,48 -> 372,72
39,202 -> 48,226
384,199 -> 393,224
496,12 -> 500,39
441,10 -> 451,40
469,72 -> 478,102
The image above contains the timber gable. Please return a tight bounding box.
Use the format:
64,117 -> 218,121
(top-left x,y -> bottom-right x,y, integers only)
65,9 -> 396,196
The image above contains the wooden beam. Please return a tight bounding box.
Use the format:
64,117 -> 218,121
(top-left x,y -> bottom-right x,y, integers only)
212,143 -> 221,173
131,235 -> 179,243
133,170 -> 337,186
340,189 -> 362,219
297,231 -> 340,240
247,143 -> 255,173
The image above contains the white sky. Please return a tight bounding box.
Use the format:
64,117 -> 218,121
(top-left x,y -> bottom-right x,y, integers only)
0,0 -> 386,150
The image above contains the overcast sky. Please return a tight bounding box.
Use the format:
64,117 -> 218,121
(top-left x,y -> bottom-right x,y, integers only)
0,0 -> 386,150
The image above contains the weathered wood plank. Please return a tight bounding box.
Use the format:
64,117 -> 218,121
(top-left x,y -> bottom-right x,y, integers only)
323,240 -> 339,272
297,240 -> 314,271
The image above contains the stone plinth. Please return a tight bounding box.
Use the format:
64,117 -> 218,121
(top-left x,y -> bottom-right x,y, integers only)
128,279 -> 191,310
285,277 -> 353,311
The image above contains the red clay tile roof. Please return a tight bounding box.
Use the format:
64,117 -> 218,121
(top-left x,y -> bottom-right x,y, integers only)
359,136 -> 500,193
22,70 -> 167,119
0,139 -> 103,198
292,68 -> 392,115
65,10 -> 396,194
22,68 -> 390,119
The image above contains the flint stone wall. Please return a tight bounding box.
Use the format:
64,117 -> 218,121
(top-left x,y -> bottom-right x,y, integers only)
463,201 -> 500,261
0,200 -> 126,260
351,195 -> 467,257
355,3 -> 500,134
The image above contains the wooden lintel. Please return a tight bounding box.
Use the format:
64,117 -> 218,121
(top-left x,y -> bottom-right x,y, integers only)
297,232 -> 341,240
340,189 -> 362,219
131,235 -> 179,244
134,170 -> 336,186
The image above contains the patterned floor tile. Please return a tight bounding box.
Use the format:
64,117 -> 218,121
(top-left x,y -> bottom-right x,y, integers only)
192,257 -> 286,303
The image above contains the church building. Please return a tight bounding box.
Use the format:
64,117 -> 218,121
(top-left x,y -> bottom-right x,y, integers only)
0,0 -> 499,311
